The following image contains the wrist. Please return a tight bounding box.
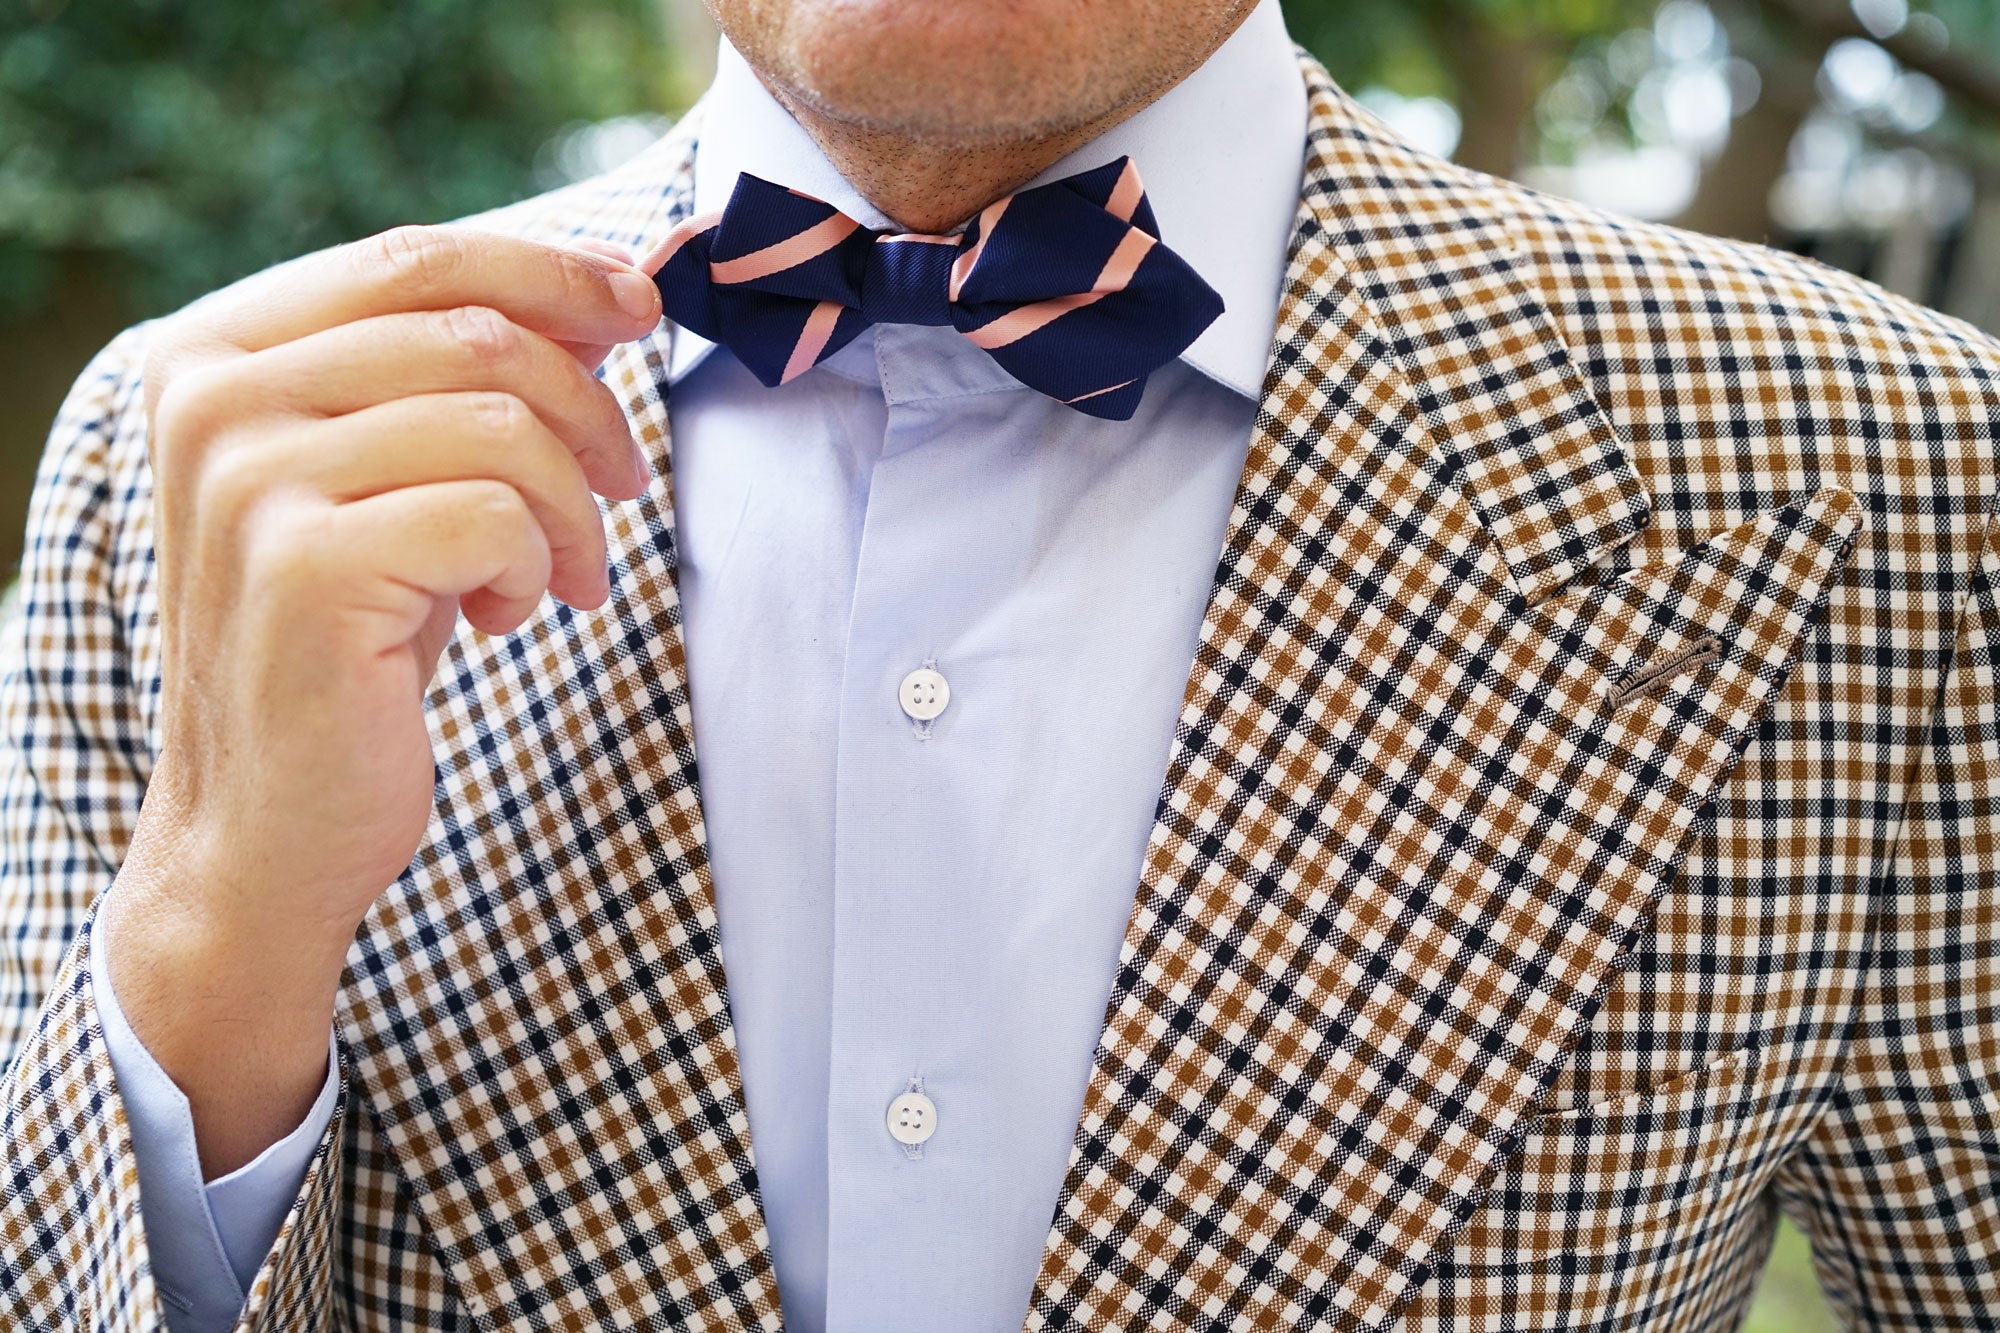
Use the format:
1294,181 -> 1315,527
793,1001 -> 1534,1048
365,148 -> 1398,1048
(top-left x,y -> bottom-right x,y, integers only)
116,777 -> 368,968
103,826 -> 351,1175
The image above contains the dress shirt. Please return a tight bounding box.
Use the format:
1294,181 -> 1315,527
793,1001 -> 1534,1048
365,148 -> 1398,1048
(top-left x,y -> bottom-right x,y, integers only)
97,4 -> 1307,1328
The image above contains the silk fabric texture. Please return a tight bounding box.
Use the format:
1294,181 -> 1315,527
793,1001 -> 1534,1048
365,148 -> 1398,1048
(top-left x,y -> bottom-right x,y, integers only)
649,158 -> 1226,419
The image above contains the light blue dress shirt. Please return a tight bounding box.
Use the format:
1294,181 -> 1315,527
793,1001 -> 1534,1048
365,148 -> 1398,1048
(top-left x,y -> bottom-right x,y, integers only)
96,6 -> 1307,1328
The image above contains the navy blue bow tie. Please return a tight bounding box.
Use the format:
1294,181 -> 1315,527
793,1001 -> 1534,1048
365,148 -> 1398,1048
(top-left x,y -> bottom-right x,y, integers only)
645,157 -> 1224,421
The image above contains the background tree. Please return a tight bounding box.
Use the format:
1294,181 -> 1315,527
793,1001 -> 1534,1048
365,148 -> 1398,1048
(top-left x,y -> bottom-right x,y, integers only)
1284,0 -> 1657,178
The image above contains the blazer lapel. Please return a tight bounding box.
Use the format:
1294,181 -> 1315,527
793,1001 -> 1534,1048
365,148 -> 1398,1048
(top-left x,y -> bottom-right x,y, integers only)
1027,59 -> 1860,1333
334,117 -> 783,1332
1303,83 -> 1653,604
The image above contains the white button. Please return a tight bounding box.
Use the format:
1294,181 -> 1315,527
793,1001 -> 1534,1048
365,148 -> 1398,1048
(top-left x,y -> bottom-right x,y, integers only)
886,1090 -> 937,1146
898,667 -> 950,722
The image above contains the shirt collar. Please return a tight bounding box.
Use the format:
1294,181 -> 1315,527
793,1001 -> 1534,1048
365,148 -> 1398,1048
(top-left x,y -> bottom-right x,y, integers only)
669,0 -> 1306,400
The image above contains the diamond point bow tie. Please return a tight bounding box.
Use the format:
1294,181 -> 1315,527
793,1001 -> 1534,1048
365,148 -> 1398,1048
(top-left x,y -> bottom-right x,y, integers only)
647,156 -> 1224,421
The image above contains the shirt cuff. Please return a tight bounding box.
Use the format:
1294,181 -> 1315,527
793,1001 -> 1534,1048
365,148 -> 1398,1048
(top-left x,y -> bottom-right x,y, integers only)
90,918 -> 340,1328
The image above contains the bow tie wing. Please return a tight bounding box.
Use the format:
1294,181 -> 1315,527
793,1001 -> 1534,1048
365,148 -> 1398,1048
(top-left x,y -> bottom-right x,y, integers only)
949,164 -> 1223,420
1049,155 -> 1162,239
650,159 -> 1223,413
653,174 -> 873,387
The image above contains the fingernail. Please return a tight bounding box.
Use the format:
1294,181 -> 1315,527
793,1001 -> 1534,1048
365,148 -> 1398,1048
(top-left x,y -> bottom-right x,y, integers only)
609,270 -> 660,324
629,436 -> 654,487
571,237 -> 633,264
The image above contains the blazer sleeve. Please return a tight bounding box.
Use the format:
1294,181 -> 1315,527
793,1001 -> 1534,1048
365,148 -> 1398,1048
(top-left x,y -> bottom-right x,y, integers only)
1778,502 -> 2000,1329
0,329 -> 349,1332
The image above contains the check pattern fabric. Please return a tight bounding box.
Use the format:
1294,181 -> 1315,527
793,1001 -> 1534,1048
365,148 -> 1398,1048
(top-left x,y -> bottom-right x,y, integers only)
650,157 -> 1224,420
4,53 -> 1999,1333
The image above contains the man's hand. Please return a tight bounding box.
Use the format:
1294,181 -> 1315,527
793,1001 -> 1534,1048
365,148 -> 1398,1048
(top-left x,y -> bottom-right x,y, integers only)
101,226 -> 662,1177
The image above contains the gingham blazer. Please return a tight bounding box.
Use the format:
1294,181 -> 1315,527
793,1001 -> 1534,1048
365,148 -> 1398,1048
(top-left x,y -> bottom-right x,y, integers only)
4,54 -> 1999,1333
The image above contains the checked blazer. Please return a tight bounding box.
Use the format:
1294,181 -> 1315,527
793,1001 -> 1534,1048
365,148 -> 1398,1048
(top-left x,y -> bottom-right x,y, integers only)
5,53 -> 2000,1333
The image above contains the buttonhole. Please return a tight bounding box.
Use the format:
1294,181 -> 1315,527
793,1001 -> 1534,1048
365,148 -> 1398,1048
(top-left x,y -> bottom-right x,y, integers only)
1603,632 -> 1725,712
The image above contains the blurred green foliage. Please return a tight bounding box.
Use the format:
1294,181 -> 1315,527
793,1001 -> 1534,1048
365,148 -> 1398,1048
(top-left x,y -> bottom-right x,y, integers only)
1286,0 -> 1651,99
1931,0 -> 2000,48
1286,0 -> 1999,102
0,0 -> 681,318
1746,1219 -> 1844,1333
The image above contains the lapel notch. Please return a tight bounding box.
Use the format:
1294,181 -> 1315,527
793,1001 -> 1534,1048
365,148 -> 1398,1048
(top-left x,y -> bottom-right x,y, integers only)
1298,73 -> 1654,605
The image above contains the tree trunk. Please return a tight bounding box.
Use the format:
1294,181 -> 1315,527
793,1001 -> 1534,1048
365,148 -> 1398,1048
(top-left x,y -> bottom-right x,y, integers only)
1422,5 -> 1545,180
1677,6 -> 1830,244
1943,194 -> 2000,333
1675,75 -> 1816,242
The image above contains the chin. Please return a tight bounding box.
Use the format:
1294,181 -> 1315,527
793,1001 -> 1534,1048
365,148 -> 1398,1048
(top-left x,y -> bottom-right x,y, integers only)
715,0 -> 1222,143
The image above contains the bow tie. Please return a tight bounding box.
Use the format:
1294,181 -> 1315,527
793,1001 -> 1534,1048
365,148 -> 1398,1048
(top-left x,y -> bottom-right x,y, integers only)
647,157 -> 1224,421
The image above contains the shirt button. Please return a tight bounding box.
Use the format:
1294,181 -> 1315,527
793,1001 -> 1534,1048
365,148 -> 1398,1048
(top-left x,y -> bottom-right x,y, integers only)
886,1090 -> 937,1146
898,666 -> 950,722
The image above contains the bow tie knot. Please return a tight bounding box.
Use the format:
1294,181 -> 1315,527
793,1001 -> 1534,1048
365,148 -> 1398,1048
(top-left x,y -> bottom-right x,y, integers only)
858,232 -> 958,327
647,157 -> 1223,420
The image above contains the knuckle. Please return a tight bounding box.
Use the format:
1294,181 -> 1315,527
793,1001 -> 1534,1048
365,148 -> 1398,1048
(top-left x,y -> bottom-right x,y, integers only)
543,245 -> 601,304
370,224 -> 466,292
140,307 -> 215,400
139,332 -> 183,406
250,504 -> 333,591
462,390 -> 533,440
547,245 -> 629,319
148,358 -> 234,456
194,443 -> 271,520
439,304 -> 517,363
462,480 -> 530,535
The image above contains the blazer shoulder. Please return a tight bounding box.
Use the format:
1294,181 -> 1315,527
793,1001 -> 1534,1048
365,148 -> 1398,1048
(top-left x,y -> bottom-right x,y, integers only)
36,320 -> 155,559
1473,173 -> 2000,568
1487,173 -> 2000,378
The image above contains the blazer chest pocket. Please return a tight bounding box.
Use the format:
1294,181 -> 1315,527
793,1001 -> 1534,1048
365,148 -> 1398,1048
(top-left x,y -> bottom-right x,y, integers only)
1464,1043 -> 1762,1265
1400,1046 -> 1769,1332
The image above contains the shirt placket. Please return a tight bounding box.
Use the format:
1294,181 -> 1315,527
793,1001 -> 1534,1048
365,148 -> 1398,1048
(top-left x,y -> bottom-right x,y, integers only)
820,326 -> 1016,1327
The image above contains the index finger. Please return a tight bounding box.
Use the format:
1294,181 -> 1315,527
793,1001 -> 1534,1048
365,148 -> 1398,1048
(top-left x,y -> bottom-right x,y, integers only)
181,225 -> 663,356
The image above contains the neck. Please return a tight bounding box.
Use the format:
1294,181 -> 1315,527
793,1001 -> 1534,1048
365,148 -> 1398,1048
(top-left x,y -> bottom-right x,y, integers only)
759,90 -> 1125,234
